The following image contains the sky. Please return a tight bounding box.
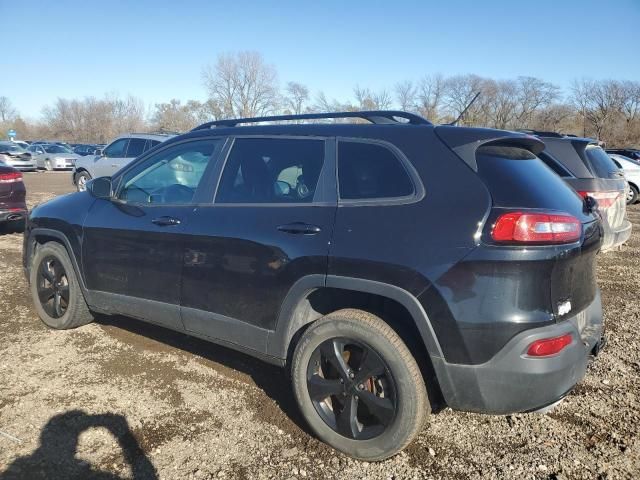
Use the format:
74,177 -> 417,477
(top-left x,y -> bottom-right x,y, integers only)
2,0 -> 640,119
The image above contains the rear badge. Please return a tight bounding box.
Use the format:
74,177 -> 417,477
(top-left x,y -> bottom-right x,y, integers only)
558,300 -> 572,316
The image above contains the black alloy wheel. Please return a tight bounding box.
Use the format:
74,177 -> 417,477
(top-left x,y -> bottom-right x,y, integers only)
306,337 -> 397,440
37,256 -> 70,319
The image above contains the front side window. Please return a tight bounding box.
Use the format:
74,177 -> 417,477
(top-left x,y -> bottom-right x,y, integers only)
125,138 -> 146,158
104,138 -> 128,158
117,140 -> 220,205
338,141 -> 414,200
216,138 -> 325,204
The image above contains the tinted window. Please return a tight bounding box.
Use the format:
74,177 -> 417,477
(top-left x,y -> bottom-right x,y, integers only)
338,141 -> 414,200
538,152 -> 573,177
476,145 -> 584,214
44,145 -> 72,154
126,138 -> 146,158
118,140 -> 219,204
104,138 -> 128,158
585,145 -> 620,178
216,138 -> 325,204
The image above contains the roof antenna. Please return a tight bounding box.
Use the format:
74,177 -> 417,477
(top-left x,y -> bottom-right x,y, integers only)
448,91 -> 481,126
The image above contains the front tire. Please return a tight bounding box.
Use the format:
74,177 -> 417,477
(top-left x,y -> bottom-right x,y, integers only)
75,171 -> 91,192
627,184 -> 639,205
29,242 -> 94,329
44,159 -> 53,171
291,309 -> 429,461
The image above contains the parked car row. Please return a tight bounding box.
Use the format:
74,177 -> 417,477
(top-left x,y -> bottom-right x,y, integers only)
23,110 -> 623,460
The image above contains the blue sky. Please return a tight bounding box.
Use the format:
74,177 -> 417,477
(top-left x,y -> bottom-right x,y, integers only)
3,0 -> 639,119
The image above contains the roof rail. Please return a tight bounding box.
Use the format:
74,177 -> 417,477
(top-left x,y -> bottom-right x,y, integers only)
191,110 -> 431,131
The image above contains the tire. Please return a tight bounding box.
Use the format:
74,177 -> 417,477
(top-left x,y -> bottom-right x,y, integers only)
291,309 -> 428,461
29,242 -> 94,329
627,184 -> 639,205
75,171 -> 91,192
44,159 -> 53,171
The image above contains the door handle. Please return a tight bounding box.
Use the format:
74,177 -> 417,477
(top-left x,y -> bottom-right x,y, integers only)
152,216 -> 181,226
277,222 -> 321,235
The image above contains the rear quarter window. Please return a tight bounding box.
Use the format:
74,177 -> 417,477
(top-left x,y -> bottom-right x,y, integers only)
338,141 -> 414,200
476,145 -> 584,213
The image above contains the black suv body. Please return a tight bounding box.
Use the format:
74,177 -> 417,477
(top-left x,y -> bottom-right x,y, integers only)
23,111 -> 605,460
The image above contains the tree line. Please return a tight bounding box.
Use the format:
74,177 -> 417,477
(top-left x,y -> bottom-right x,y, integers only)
1,51 -> 639,147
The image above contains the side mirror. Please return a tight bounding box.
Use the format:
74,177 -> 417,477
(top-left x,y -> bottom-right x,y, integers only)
95,149 -> 103,157
88,177 -> 112,199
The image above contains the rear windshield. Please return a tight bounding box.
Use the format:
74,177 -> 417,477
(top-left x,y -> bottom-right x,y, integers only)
476,145 -> 585,216
585,145 -> 620,178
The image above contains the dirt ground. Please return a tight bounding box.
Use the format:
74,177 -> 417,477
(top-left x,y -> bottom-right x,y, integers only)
0,171 -> 638,479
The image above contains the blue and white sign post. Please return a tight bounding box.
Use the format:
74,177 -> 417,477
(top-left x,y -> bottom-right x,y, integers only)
7,129 -> 16,140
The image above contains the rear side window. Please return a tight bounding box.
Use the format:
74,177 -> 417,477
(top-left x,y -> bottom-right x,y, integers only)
126,138 -> 146,158
538,152 -> 573,178
476,145 -> 584,213
216,138 -> 325,204
338,141 -> 414,200
585,145 -> 620,178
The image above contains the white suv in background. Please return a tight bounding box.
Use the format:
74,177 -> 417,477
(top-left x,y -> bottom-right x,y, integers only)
610,153 -> 640,204
73,133 -> 174,191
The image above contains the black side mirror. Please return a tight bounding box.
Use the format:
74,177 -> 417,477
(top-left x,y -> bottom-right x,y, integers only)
88,177 -> 112,199
95,149 -> 103,156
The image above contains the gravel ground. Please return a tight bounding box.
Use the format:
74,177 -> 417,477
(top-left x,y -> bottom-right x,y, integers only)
0,172 -> 638,479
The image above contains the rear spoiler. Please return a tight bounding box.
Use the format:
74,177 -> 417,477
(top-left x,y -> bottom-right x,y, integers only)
434,126 -> 546,171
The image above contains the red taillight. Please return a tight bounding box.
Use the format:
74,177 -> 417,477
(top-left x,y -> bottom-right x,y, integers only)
526,334 -> 573,357
577,190 -> 619,209
0,172 -> 23,183
491,212 -> 581,244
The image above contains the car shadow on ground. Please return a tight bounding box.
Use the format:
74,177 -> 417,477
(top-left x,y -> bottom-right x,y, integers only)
94,314 -> 314,439
0,410 -> 158,480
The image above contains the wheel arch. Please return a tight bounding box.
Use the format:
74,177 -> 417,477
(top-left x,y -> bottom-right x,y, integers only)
27,228 -> 88,296
268,275 -> 444,362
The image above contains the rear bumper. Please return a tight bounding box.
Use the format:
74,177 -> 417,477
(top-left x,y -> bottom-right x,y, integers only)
432,289 -> 603,414
0,208 -> 28,223
601,219 -> 632,252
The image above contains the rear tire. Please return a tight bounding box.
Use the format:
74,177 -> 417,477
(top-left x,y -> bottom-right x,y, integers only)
29,242 -> 94,329
291,309 -> 428,461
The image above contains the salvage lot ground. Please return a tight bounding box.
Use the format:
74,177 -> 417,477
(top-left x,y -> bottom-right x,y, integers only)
0,172 -> 639,479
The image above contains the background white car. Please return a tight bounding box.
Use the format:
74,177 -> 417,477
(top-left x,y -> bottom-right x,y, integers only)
73,133 -> 173,191
0,142 -> 37,171
610,153 -> 640,204
27,144 -> 80,171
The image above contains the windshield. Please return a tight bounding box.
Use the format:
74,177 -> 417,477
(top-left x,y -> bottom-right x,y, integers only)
44,145 -> 73,154
0,143 -> 26,153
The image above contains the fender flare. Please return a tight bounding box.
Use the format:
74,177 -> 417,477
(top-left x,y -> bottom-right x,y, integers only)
266,274 -> 444,361
27,228 -> 89,297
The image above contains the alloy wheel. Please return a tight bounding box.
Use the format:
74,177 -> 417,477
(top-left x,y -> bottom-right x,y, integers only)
37,256 -> 69,318
77,175 -> 87,192
306,337 -> 397,440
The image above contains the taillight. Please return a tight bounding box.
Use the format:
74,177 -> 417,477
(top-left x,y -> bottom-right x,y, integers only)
491,212 -> 581,244
577,190 -> 619,209
0,172 -> 23,183
526,334 -> 573,357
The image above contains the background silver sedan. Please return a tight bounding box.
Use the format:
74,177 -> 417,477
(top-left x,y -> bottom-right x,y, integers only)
27,144 -> 80,170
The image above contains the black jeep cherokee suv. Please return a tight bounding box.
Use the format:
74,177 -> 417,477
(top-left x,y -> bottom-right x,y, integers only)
23,111 -> 605,460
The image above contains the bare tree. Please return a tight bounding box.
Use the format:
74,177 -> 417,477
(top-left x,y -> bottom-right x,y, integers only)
571,79 -> 624,140
416,74 -> 445,123
202,51 -> 279,118
394,80 -> 417,112
0,96 -> 17,122
283,82 -> 310,116
353,86 -> 392,110
513,76 -> 560,128
443,74 -> 486,125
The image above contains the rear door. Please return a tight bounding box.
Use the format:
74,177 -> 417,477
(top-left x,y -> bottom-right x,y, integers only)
179,136 -> 336,354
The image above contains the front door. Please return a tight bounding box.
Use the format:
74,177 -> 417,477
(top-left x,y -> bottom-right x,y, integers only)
82,138 -> 225,330
180,136 -> 336,353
